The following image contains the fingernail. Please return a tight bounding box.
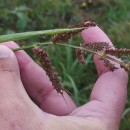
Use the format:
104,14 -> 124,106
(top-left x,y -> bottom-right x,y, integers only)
0,45 -> 11,58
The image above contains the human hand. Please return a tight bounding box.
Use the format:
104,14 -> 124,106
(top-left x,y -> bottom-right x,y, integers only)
0,26 -> 128,130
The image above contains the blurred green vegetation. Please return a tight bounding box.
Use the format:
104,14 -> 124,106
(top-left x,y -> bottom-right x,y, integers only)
0,0 -> 130,129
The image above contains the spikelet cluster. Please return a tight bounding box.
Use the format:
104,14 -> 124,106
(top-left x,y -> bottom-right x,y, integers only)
32,47 -> 64,94
75,42 -> 130,72
101,59 -> 118,71
105,48 -> 130,58
76,42 -> 110,64
68,21 -> 97,28
75,47 -> 86,64
105,48 -> 130,72
83,42 -> 110,51
52,21 -> 97,44
120,63 -> 130,72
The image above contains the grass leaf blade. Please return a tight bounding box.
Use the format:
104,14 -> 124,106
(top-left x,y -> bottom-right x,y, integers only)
0,28 -> 83,43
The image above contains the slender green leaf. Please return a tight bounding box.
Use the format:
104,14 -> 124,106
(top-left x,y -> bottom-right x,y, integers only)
0,28 -> 83,42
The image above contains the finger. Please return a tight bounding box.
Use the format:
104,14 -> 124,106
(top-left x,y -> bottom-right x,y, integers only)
3,41 -> 77,116
71,27 -> 128,129
81,26 -> 115,75
71,70 -> 128,130
0,45 -> 30,104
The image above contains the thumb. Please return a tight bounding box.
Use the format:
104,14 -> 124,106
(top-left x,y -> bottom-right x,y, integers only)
0,45 -> 20,80
0,45 -> 24,101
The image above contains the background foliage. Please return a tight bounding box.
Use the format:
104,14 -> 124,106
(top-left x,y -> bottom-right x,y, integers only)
0,0 -> 130,129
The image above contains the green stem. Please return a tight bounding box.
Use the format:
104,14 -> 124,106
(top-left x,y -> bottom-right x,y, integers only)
13,44 -> 36,51
13,42 -> 129,72
0,28 -> 84,43
13,42 -> 99,55
13,42 -> 52,51
57,43 -> 99,55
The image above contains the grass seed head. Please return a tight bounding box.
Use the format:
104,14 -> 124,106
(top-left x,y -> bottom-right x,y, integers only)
52,21 -> 97,44
101,59 -> 118,71
32,47 -> 64,94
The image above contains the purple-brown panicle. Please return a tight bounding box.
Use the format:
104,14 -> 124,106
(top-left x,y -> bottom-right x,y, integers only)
105,48 -> 130,58
32,47 -> 64,94
101,58 -> 118,72
76,42 -> 110,64
52,21 -> 97,44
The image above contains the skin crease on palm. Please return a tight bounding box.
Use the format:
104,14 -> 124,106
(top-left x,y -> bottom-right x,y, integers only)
0,26 -> 128,130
